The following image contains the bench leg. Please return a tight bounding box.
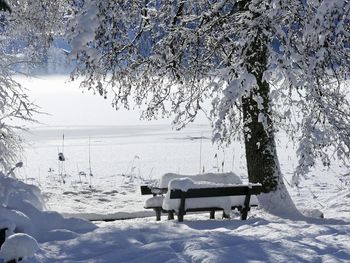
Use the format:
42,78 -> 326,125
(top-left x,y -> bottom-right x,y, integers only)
168,211 -> 174,220
210,210 -> 215,219
223,211 -> 230,219
155,208 -> 161,221
178,195 -> 186,222
242,192 -> 252,220
240,207 -> 250,220
178,213 -> 184,222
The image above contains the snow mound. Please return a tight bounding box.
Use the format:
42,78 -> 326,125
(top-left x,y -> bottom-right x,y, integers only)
300,208 -> 324,218
0,220 -> 15,235
0,174 -> 44,210
41,229 -> 79,243
0,174 -> 97,244
0,207 -> 33,236
0,233 -> 39,262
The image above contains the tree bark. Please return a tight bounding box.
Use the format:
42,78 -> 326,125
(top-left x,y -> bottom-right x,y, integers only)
242,92 -> 278,193
241,26 -> 279,193
237,0 -> 280,193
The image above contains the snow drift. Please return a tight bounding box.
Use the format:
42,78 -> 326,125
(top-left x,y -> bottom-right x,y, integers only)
0,172 -> 96,262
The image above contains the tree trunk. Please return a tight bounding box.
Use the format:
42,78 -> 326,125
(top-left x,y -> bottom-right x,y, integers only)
242,26 -> 278,193
242,84 -> 278,193
239,3 -> 302,218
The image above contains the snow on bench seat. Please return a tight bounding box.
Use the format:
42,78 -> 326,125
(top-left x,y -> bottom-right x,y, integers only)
159,172 -> 243,188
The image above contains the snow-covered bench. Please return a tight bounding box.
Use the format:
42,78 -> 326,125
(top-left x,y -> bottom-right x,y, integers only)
141,173 -> 261,221
163,178 -> 262,222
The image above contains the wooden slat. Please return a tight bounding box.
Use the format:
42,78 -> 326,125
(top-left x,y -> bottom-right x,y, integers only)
169,185 -> 262,199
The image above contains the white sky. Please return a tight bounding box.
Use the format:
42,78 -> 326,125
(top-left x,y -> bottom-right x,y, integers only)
16,75 -> 209,127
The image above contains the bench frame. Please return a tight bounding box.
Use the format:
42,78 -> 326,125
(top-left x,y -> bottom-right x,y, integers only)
141,184 -> 262,222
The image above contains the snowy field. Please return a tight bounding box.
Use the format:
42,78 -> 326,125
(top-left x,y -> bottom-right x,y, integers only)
2,76 -> 349,262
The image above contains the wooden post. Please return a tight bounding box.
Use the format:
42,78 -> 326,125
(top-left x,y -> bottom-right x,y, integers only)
0,228 -> 7,248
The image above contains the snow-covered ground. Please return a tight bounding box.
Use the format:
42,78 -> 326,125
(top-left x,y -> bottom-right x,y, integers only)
1,76 -> 348,262
34,213 -> 350,263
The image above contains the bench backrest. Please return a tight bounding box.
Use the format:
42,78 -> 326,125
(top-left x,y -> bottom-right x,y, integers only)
169,185 -> 262,199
